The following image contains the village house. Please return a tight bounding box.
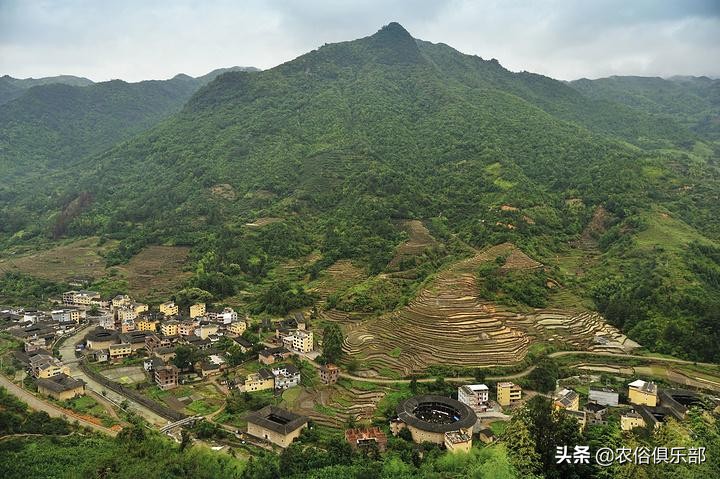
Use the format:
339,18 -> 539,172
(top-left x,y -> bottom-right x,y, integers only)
621,410 -> 646,431
554,388 -> 580,411
29,354 -> 70,378
246,406 -> 308,448
190,303 -> 206,319
159,301 -> 179,317
63,290 -> 101,306
227,320 -> 247,335
36,373 -> 85,401
155,364 -> 179,390
112,294 -> 132,309
319,364 -> 339,385
136,317 -> 159,332
272,364 -> 301,390
178,320 -> 197,336
283,330 -> 313,353
198,360 -> 223,378
213,307 -> 237,324
143,357 -> 164,372
153,346 -> 177,362
458,384 -> 490,413
444,430 -> 473,453
244,369 -> 275,392
497,382 -> 522,406
345,427 -> 388,452
96,313 -> 116,330
258,346 -> 293,365
478,428 -> 496,444
89,349 -> 109,362
160,320 -> 179,337
628,379 -> 658,407
51,308 -> 83,323
584,402 -> 609,425
194,322 -> 219,340
85,328 -> 119,350
120,317 -> 136,333
233,336 -> 253,353
108,343 -> 132,361
145,333 -> 173,352
119,331 -> 148,351
588,387 -> 619,407
117,307 -> 138,324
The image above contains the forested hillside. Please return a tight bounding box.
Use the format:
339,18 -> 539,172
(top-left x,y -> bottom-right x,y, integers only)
0,74 -> 93,105
1,23 -> 719,361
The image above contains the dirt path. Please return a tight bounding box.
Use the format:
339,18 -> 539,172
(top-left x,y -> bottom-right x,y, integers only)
0,375 -> 118,437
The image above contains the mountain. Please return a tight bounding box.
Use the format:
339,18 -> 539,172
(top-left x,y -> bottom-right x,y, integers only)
0,74 -> 94,105
1,23 -> 719,361
569,75 -> 720,141
0,67 -> 258,178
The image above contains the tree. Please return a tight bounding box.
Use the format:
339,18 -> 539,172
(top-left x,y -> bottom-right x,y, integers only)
474,367 -> 487,384
321,323 -> 344,363
527,357 -> 560,393
173,345 -> 197,371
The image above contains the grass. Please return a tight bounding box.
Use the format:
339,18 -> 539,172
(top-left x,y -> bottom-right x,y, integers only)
389,347 -> 402,358
281,387 -> 302,407
187,399 -> 220,415
489,421 -> 508,437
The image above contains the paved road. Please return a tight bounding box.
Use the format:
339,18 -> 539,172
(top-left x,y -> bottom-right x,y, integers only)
314,350 -> 719,385
58,324 -> 168,427
0,374 -> 117,436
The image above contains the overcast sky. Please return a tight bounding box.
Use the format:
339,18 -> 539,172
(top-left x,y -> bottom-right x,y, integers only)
1,0 -> 718,82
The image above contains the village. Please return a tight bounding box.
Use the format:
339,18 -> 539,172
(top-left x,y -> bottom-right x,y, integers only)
1,283 -> 717,458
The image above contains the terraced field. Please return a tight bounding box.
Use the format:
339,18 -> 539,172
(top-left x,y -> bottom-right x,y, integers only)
310,259 -> 368,300
338,243 -> 638,377
292,380 -> 392,428
387,220 -> 438,270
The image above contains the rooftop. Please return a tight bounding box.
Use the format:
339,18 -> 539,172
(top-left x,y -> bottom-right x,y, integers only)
36,373 -> 84,393
629,379 -> 658,394
396,395 -> 477,433
246,406 -> 308,435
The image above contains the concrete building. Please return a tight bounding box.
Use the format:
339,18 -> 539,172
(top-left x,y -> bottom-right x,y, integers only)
458,384 -> 489,413
159,301 -> 178,317
36,373 -> 85,401
283,330 -> 313,353
621,411 -> 646,431
155,364 -> 179,390
245,369 -> 275,392
194,322 -> 218,340
29,354 -> 70,378
227,320 -> 247,335
63,290 -> 101,306
272,364 -> 301,390
444,430 -> 473,453
258,347 -> 293,365
136,318 -> 159,332
112,295 -> 132,309
246,406 -> 308,448
588,388 -> 619,407
85,328 -> 119,350
554,388 -> 580,411
628,380 -> 658,407
190,303 -> 206,319
319,364 -> 339,385
160,320 -> 179,337
178,321 -> 197,337
108,343 -> 132,361
497,382 -> 522,406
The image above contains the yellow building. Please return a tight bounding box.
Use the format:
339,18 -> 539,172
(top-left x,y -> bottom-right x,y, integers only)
190,303 -> 206,319
284,330 -> 314,353
554,388 -> 580,411
160,320 -> 179,336
117,308 -> 138,322
37,374 -> 85,401
228,320 -> 247,335
195,323 -> 218,339
497,382 -> 522,406
244,369 -> 275,392
246,406 -> 308,448
133,303 -> 149,314
112,294 -> 132,309
108,343 -> 132,361
444,431 -> 473,453
628,380 -> 658,407
621,411 -> 646,431
136,318 -> 159,332
159,301 -> 178,317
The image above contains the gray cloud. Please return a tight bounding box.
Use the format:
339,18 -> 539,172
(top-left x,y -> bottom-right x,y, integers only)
0,0 -> 718,82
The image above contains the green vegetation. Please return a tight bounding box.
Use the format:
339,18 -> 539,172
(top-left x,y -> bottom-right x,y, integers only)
477,258 -> 551,308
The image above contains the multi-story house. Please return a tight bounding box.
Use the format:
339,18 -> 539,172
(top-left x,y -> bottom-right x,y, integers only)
190,303 -> 206,319
159,301 -> 179,317
458,384 -> 490,413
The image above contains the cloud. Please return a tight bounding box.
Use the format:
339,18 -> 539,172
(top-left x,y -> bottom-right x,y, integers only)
0,0 -> 718,82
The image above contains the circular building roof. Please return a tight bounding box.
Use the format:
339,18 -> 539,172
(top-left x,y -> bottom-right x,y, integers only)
396,394 -> 477,433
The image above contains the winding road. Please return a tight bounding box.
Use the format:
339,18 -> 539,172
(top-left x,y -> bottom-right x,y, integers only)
58,323 -> 168,427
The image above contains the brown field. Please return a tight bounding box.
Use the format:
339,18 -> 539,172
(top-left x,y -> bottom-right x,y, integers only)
244,217 -> 282,228
387,220 -> 437,270
113,245 -> 191,301
0,237 -> 115,282
309,259 -> 367,300
0,239 -> 190,302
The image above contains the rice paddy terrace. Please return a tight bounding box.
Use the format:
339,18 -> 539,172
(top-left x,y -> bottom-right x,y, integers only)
333,243 -> 638,377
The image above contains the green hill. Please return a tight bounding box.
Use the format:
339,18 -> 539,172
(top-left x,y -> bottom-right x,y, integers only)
0,74 -> 94,105
1,23 -> 719,361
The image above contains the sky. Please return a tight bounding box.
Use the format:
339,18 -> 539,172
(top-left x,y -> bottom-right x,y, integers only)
1,0 -> 718,82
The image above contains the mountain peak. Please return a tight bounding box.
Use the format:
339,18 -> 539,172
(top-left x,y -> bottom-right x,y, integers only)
366,22 -> 420,64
